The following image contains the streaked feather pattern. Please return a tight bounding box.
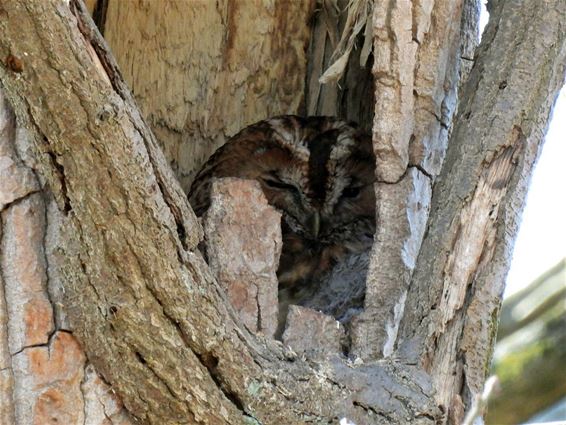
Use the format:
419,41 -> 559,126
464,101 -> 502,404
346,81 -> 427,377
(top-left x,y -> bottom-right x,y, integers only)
189,115 -> 376,320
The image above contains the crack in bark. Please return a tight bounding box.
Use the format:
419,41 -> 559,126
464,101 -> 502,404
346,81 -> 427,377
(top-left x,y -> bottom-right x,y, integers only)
39,195 -> 62,332
45,149 -> 71,214
0,197 -> 17,425
255,283 -> 262,333
9,327 -> 64,357
133,351 -> 174,400
409,164 -> 434,180
91,0 -> 109,34
0,189 -> 41,213
145,281 -> 250,420
79,363 -> 88,425
1,189 -> 59,368
194,350 -> 253,420
128,346 -> 200,425
352,400 -> 393,422
70,1 -> 123,98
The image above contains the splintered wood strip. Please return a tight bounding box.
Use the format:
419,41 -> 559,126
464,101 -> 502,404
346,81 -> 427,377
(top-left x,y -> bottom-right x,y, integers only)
355,0 -> 469,361
372,0 -> 418,182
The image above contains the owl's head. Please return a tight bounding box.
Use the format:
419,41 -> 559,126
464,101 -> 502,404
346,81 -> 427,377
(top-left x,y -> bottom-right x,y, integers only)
189,116 -> 376,247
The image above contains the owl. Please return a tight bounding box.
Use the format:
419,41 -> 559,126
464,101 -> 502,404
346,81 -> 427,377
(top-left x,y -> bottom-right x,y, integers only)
189,115 -> 376,314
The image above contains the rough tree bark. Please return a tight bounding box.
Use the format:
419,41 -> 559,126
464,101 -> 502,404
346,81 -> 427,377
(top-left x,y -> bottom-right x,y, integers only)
0,0 -> 564,424
398,2 -> 566,421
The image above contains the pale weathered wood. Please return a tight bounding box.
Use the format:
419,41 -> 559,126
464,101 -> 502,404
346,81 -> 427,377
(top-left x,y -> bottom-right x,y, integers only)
372,0 -> 419,183
410,0 -> 470,177
350,168 -> 432,360
101,0 -> 315,191
351,0 -> 476,361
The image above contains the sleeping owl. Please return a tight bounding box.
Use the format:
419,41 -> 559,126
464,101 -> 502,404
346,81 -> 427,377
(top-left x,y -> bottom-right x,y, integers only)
189,115 -> 376,317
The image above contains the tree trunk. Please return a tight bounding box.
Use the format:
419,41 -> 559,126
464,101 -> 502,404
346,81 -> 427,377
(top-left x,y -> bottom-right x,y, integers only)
0,0 -> 564,424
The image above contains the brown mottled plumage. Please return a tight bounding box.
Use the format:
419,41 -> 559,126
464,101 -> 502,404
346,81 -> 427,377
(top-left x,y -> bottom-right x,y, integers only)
189,116 -> 376,314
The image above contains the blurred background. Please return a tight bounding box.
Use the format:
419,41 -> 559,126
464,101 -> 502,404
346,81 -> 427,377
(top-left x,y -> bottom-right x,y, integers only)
480,3 -> 566,422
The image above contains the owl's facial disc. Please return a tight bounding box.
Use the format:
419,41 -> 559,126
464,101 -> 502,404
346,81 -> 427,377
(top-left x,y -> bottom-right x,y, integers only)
255,126 -> 376,245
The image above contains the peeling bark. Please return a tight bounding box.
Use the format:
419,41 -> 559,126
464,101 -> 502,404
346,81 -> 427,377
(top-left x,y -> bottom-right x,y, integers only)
352,0 -> 476,361
204,178 -> 281,338
0,87 -> 133,424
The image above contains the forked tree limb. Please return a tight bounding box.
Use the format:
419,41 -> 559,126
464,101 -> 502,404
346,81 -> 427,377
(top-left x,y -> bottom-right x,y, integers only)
0,0 -> 564,424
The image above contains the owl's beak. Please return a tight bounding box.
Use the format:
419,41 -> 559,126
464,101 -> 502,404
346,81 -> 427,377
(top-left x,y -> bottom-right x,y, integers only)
307,211 -> 321,238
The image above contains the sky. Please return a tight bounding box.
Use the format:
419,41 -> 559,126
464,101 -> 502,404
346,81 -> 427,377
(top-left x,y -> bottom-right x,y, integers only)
478,3 -> 566,297
504,90 -> 566,297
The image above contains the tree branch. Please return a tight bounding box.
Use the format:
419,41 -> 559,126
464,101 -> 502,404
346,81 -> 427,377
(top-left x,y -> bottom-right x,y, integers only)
398,0 -> 566,421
